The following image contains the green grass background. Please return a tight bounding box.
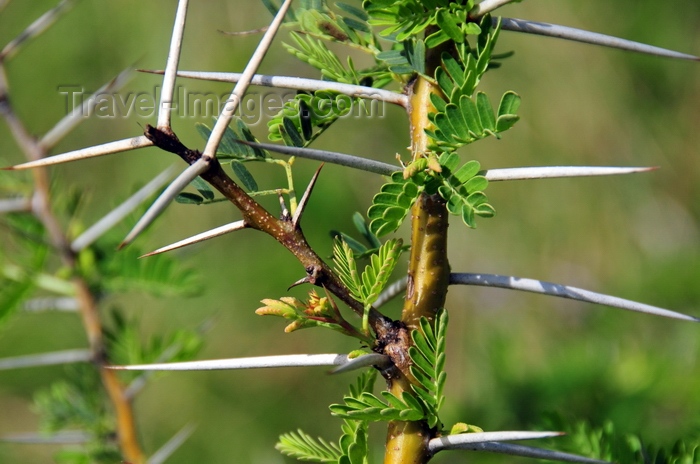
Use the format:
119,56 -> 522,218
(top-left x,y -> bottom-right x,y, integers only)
0,0 -> 699,462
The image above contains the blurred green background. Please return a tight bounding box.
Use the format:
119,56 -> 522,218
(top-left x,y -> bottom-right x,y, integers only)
0,0 -> 699,462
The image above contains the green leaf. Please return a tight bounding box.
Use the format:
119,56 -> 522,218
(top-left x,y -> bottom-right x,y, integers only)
353,212 -> 382,249
99,247 -> 202,297
476,92 -> 496,131
333,239 -> 364,302
436,8 -> 463,43
360,238 -> 403,305
337,2 -> 369,21
276,430 -> 342,462
191,177 -> 214,200
408,309 -> 449,427
175,192 -> 204,205
497,90 -> 521,116
230,161 -> 258,192
330,390 -> 424,422
282,116 -> 305,147
368,174 -> 421,237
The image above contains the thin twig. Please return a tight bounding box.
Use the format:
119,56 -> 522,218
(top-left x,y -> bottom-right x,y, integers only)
450,272 -> 699,322
138,70 -> 409,107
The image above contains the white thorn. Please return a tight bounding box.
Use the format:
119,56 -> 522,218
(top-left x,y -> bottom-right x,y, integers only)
157,0 -> 190,128
5,136 -> 153,170
429,431 -> 564,453
500,17 -> 700,61
139,70 -> 408,107
140,220 -> 246,258
108,353 -> 368,371
450,273 -> 700,322
202,0 -> 293,158
0,349 -> 92,370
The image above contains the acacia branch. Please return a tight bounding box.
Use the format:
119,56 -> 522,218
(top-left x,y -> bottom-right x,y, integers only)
1,43 -> 146,464
142,125 -> 391,334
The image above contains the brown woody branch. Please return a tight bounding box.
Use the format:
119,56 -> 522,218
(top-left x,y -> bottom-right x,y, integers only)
143,125 -> 393,337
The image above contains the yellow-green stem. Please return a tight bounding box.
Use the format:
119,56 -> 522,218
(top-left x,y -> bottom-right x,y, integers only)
383,45 -> 451,463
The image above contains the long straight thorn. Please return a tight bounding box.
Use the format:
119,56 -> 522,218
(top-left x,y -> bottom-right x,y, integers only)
140,220 -> 247,258
450,272 -> 700,322
499,17 -> 700,61
202,0 -> 293,158
3,136 -> 153,171
157,0 -> 190,129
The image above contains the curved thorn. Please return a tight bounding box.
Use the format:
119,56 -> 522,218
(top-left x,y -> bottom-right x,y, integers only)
0,349 -> 92,370
450,273 -> 700,322
429,431 -> 564,453
72,166 -> 177,252
157,0 -> 190,129
40,67 -> 134,150
140,220 -> 247,258
106,353 -> 358,371
374,277 -> 408,308
137,70 -> 409,107
292,164 -> 323,227
329,353 -> 391,374
120,158 -> 209,249
0,0 -> 74,61
3,136 -> 153,171
203,0 -> 293,158
500,17 -> 700,61
237,141 -> 400,176
483,166 -> 656,181
147,423 -> 197,464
